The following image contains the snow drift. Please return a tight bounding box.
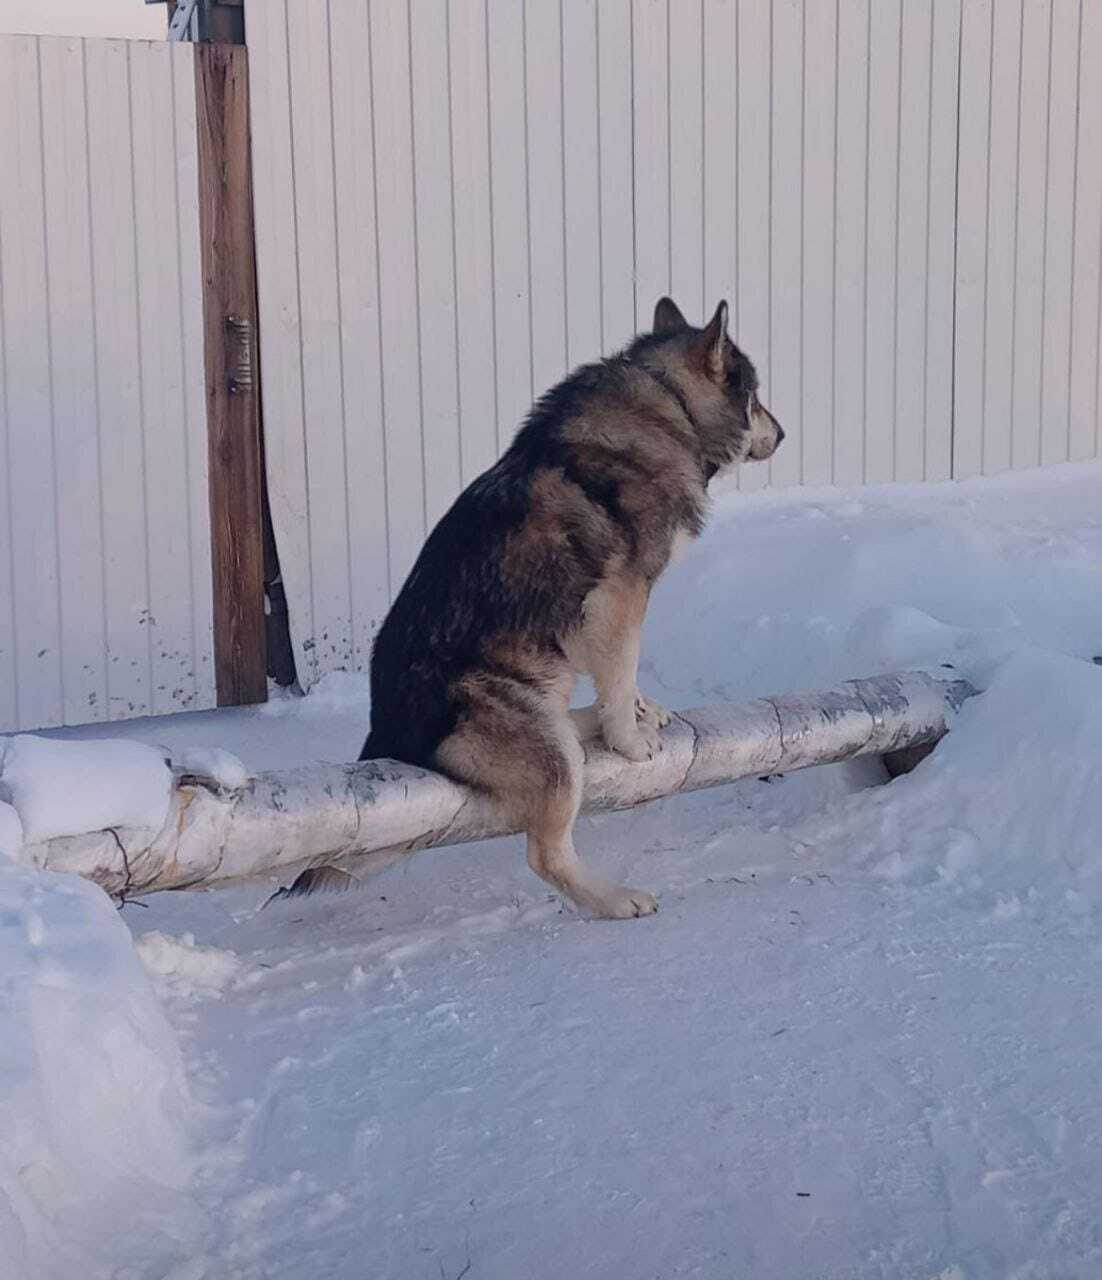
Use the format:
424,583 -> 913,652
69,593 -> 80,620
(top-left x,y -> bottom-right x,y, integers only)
0,734 -> 171,845
807,647 -> 1102,911
0,862 -> 201,1279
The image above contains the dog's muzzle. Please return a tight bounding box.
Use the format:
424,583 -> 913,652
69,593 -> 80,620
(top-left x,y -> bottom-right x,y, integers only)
749,403 -> 784,461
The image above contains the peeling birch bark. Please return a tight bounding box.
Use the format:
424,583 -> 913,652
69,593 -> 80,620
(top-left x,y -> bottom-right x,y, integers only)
21,671 -> 975,897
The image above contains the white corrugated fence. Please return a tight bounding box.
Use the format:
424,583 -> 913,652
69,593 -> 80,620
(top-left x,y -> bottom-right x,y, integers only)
0,35 -> 214,731
246,0 -> 1102,690
3,5 -> 1101,726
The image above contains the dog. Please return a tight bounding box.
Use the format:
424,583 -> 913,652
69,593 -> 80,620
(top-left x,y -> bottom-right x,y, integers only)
359,297 -> 784,918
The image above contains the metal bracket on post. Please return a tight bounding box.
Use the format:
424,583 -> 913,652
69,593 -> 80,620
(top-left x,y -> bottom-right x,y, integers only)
156,0 -> 245,44
168,0 -> 199,41
225,315 -> 254,396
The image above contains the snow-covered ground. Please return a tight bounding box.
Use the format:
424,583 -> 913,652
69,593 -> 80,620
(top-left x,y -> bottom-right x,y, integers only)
4,462 -> 1102,1279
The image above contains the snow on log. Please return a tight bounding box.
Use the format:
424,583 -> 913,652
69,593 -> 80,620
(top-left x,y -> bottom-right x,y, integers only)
13,671 -> 975,898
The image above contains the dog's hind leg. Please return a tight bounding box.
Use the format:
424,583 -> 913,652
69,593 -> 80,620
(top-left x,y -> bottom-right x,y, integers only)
436,680 -> 658,920
523,728 -> 658,920
568,704 -> 602,741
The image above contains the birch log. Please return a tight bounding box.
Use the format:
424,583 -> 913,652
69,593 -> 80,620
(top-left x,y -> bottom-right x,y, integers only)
23,671 -> 974,897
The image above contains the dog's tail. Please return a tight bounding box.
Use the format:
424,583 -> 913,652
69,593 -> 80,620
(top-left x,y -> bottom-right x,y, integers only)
263,864 -> 361,906
358,725 -> 412,762
357,711 -> 447,768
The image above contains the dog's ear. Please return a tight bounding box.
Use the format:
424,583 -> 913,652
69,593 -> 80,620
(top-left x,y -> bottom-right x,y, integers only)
696,300 -> 729,376
653,296 -> 689,335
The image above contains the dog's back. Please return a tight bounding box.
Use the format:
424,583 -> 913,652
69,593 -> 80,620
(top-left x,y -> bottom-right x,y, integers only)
361,443 -> 599,766
361,357 -> 699,767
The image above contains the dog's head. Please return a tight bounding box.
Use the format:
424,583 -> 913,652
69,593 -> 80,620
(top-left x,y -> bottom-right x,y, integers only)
633,297 -> 784,477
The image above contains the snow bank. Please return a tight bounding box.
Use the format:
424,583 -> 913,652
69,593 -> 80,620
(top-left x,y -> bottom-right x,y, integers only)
809,648 -> 1102,909
0,735 -> 171,845
0,862 -> 201,1278
258,669 -> 370,720
646,465 -> 1102,707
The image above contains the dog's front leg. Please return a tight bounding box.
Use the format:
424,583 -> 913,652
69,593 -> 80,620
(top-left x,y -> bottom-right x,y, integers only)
581,579 -> 661,762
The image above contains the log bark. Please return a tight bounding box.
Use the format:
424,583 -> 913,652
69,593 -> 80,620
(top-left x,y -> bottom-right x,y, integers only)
24,671 -> 974,897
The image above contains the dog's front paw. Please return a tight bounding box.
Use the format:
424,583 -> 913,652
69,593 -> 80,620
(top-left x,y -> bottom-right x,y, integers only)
604,720 -> 662,762
635,693 -> 672,729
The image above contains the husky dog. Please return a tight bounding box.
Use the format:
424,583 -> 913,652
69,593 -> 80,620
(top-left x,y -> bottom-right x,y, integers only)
360,298 -> 784,918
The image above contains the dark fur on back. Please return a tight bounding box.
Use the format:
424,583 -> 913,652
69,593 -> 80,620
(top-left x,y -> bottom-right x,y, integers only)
360,317 -> 763,768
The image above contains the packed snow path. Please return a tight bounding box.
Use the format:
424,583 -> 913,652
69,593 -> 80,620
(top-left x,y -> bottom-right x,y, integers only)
4,463 -> 1102,1278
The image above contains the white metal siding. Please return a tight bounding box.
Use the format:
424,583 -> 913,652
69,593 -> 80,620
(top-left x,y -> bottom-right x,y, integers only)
247,0 -> 1102,688
0,36 -> 214,732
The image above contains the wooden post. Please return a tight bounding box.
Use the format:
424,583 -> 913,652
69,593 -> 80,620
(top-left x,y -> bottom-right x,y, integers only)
198,0 -> 245,46
194,43 -> 267,706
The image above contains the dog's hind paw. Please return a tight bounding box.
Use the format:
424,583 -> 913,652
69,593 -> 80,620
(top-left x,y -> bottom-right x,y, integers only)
585,883 -> 659,919
635,693 -> 672,729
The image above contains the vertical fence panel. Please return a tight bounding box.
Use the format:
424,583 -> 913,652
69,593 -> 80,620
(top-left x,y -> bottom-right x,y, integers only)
596,0 -> 635,353
769,0 -> 804,490
923,0 -> 961,482
133,41 -> 206,714
524,0 -> 567,395
833,0 -> 870,486
700,0 -> 738,496
38,37 -> 106,725
953,0 -> 992,478
410,3 -> 462,530
247,0 -> 313,681
733,0 -> 773,493
980,0 -> 1022,475
0,221 -> 12,731
865,0 -> 901,485
286,1 -> 351,676
702,0 -> 737,331
488,0 -> 529,445
1011,0 -> 1050,470
328,0 -> 389,665
894,0 -> 933,483
632,0 -> 670,328
1,34 -> 213,731
1039,0 -> 1079,466
1070,0 -> 1102,462
450,0 -> 496,481
801,0 -> 837,487
0,37 -> 62,731
369,0 -> 426,595
668,0 -> 703,321
86,39 -> 156,721
561,0 -> 603,370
